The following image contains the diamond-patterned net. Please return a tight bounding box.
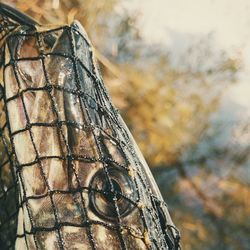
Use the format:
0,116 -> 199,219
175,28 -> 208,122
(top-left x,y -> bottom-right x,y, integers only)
0,4 -> 181,250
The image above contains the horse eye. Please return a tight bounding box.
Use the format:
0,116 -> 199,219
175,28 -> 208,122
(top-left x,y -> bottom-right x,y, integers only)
89,166 -> 136,220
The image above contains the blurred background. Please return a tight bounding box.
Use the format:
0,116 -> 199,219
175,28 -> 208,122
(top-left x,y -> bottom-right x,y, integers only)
2,0 -> 250,249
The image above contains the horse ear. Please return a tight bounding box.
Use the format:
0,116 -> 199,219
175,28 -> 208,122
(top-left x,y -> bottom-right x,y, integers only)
0,3 -> 38,47
0,3 -> 38,27
0,14 -> 18,46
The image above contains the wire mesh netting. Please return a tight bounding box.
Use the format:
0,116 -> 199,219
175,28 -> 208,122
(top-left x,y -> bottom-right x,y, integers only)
0,4 -> 181,250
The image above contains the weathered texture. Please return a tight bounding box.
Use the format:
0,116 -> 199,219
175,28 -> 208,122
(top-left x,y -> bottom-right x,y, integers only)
0,4 -> 181,250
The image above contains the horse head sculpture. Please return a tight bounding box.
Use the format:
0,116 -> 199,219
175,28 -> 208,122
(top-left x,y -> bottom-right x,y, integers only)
0,3 -> 181,249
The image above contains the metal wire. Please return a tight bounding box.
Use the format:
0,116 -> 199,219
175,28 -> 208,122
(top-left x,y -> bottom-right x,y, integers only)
0,5 -> 181,250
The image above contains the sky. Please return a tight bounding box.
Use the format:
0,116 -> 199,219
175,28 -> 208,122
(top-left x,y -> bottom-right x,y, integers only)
123,0 -> 250,120
124,0 -> 250,53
